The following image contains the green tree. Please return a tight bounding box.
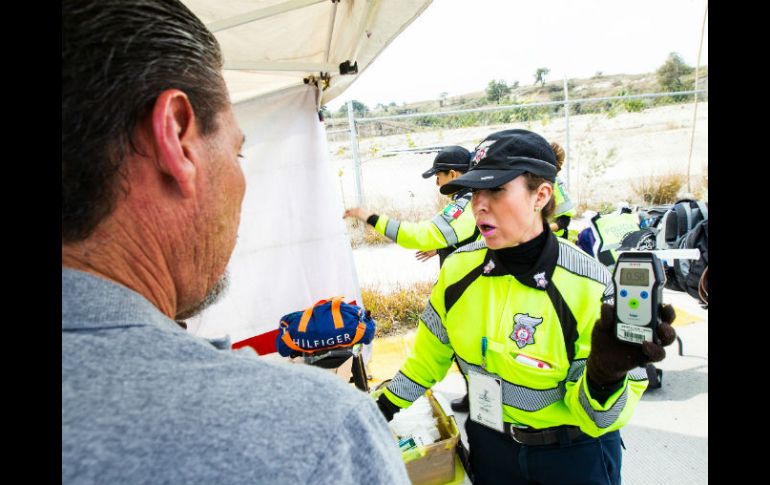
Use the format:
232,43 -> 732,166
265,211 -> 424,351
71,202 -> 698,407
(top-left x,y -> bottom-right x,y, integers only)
534,67 -> 550,87
337,100 -> 370,117
439,91 -> 448,107
485,80 -> 511,104
319,105 -> 330,119
657,52 -> 694,100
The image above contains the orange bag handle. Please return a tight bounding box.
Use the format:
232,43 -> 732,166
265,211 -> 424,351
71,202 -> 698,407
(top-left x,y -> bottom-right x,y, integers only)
280,320 -> 368,354
297,296 -> 345,333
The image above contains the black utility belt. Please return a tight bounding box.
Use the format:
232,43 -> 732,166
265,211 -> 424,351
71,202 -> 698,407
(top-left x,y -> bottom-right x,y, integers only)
502,423 -> 585,446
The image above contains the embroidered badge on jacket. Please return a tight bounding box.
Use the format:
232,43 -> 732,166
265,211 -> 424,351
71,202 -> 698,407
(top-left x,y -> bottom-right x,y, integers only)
533,271 -> 548,288
510,313 -> 543,348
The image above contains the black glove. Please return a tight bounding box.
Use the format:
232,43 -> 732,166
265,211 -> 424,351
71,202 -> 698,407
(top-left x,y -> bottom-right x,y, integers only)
372,379 -> 401,422
587,303 -> 677,386
376,393 -> 400,422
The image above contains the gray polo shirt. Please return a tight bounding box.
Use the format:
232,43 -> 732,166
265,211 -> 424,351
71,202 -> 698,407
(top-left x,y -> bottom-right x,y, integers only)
62,268 -> 409,484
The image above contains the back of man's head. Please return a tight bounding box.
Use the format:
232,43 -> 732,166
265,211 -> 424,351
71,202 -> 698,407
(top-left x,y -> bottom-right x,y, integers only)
62,0 -> 228,243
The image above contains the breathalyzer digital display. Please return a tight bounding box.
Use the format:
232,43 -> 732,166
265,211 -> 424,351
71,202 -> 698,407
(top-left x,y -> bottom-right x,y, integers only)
613,252 -> 665,345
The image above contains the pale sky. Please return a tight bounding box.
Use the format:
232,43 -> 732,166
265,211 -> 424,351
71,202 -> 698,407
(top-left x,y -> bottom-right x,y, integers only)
327,0 -> 708,110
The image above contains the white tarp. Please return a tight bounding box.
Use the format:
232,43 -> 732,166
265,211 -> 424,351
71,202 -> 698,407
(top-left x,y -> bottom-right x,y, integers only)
183,0 -> 432,351
187,84 -> 361,342
184,0 -> 432,106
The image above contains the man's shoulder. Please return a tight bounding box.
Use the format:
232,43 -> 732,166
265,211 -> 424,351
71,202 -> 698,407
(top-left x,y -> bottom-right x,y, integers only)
63,335 -> 408,483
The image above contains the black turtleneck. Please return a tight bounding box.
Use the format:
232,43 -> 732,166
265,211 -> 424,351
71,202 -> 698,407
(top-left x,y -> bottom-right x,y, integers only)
493,226 -> 549,276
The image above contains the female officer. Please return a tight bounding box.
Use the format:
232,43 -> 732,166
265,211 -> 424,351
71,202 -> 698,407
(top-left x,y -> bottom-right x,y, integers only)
376,129 -> 677,485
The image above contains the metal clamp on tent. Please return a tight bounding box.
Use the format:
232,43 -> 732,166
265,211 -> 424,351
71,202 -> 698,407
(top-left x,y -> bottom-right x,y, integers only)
340,60 -> 359,75
304,72 -> 331,90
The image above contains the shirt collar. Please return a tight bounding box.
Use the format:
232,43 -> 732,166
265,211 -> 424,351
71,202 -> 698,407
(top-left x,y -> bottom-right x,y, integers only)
62,267 -> 178,331
480,225 -> 559,290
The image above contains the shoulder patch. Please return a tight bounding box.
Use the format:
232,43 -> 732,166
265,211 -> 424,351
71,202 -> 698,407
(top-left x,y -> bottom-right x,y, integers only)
443,203 -> 464,220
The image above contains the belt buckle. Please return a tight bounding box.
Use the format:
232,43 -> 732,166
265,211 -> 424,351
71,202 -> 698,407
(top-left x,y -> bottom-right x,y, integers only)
508,426 -> 524,444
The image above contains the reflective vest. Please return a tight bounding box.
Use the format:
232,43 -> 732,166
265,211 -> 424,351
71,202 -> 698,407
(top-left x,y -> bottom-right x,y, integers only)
382,231 -> 649,438
552,177 -> 575,219
374,189 -> 481,266
590,211 -> 641,268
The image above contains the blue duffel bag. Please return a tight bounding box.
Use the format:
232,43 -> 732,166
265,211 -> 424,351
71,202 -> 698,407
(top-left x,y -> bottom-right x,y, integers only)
276,296 -> 376,357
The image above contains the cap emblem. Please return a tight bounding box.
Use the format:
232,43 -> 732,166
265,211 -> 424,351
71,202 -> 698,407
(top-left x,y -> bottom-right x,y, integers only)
471,140 -> 497,165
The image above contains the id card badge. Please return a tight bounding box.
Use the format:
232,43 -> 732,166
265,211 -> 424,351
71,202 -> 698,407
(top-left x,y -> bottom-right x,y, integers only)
468,370 -> 504,432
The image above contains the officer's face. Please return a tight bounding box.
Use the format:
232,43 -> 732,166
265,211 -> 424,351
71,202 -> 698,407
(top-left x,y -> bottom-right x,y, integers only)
435,171 -> 453,187
471,176 -> 544,249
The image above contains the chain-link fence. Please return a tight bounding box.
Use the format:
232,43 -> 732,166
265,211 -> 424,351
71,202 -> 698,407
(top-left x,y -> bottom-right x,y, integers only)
326,85 -> 708,219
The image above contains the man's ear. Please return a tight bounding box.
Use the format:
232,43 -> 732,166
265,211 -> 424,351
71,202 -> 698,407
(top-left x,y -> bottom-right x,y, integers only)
151,89 -> 198,199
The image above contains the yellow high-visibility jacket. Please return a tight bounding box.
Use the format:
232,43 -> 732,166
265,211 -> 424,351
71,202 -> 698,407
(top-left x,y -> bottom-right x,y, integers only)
373,189 -> 480,265
550,178 -> 575,238
553,177 -> 575,219
382,231 -> 649,437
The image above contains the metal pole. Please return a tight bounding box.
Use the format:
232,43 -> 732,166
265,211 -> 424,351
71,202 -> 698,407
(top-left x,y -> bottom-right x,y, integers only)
563,76 -> 571,192
686,1 -> 708,194
347,100 -> 365,207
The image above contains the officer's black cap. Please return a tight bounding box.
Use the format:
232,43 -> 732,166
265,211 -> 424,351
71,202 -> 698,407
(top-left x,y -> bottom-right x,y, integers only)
421,146 -> 472,178
439,129 -> 557,195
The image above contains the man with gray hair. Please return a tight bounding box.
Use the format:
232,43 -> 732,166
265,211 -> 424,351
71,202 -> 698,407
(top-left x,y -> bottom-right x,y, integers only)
62,1 -> 409,483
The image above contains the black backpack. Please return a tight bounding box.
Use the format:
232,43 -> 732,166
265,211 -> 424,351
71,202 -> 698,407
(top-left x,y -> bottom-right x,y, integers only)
654,199 -> 708,250
673,219 -> 708,304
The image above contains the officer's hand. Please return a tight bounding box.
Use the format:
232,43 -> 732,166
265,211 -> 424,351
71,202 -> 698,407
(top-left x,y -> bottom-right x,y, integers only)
371,379 -> 399,422
343,207 -> 371,222
415,250 -> 437,262
587,303 -> 677,386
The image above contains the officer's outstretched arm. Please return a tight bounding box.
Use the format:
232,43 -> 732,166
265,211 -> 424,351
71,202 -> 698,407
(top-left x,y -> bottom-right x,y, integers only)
373,201 -> 477,251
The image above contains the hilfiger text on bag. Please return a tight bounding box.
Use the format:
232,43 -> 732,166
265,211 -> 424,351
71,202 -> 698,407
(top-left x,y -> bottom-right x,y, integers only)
294,333 -> 352,349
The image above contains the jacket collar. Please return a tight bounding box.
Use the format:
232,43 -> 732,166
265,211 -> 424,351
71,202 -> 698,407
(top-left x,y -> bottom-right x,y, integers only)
452,187 -> 473,201
480,224 -> 559,291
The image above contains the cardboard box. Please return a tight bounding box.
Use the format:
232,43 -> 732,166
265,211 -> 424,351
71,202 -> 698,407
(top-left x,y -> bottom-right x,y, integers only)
402,390 -> 460,485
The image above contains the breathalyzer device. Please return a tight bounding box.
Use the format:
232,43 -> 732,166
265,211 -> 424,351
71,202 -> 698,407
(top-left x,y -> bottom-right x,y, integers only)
613,251 -> 665,345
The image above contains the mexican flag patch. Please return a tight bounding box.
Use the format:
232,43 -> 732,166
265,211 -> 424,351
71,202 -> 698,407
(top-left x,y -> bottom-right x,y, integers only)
443,203 -> 464,219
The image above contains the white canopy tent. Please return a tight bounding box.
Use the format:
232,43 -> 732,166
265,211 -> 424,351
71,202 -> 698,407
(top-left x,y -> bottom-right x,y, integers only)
182,0 -> 432,350
184,0 -> 432,107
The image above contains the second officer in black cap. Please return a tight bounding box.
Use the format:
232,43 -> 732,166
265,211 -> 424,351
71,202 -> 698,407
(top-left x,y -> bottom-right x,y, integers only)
344,145 -> 481,267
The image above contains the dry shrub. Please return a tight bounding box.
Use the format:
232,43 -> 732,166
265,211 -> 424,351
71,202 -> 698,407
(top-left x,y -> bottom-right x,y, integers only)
692,168 -> 708,201
631,172 -> 685,205
361,280 -> 434,337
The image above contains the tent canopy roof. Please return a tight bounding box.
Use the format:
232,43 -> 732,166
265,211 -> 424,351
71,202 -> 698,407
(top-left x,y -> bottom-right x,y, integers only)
184,0 -> 432,106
